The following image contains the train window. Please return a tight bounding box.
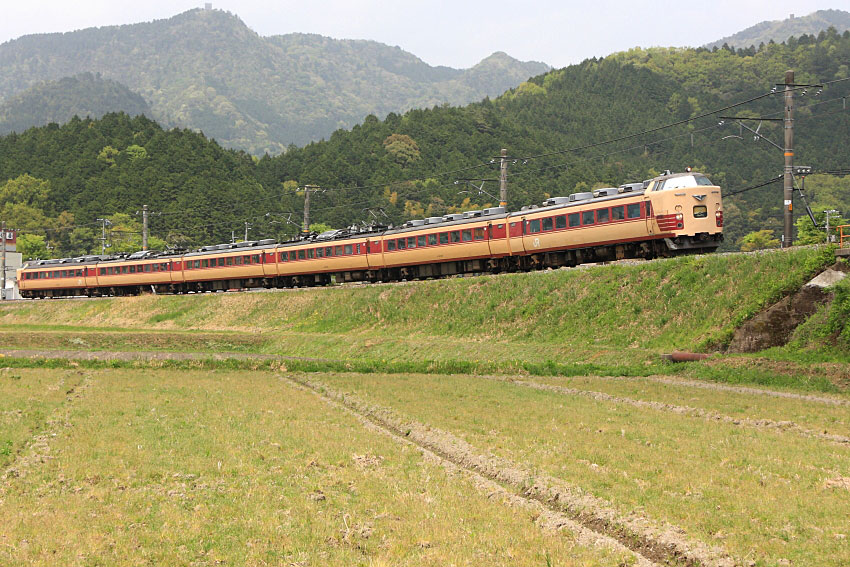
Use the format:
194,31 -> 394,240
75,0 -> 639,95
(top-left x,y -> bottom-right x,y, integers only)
406,237 -> 415,249
334,246 -> 343,256
627,203 -> 641,219
307,249 -> 314,259
451,231 -> 461,243
387,240 -> 396,251
598,208 -> 610,223
462,229 -> 472,242
163,263 -> 170,271
646,202 -> 652,216
194,260 -> 201,269
144,264 -> 152,273
325,247 -> 333,257
693,205 -> 708,218
542,217 -> 553,231
316,247 -> 323,258
153,264 -> 160,272
582,211 -> 595,225
219,258 -> 226,267
397,238 -> 406,250
279,252 -> 287,262
439,233 -> 449,245
99,268 -> 106,276
253,254 -> 261,263
612,206 -> 625,220
200,260 -> 207,268
344,244 -> 353,255
556,215 -> 567,229
529,219 -> 541,233
474,227 -> 486,240
297,250 -> 305,260
428,234 -> 437,245
418,236 -> 426,247
288,252 -> 295,262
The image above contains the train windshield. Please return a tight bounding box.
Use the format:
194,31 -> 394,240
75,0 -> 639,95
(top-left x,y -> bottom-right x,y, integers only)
654,174 -> 714,191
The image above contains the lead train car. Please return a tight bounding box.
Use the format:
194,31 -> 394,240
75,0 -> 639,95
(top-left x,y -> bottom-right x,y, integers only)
18,171 -> 723,298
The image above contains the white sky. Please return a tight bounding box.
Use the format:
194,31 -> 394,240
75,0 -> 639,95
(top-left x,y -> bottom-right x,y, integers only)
1,1 -> 845,68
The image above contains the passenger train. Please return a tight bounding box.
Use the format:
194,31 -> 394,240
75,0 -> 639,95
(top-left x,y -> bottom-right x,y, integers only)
17,171 -> 723,298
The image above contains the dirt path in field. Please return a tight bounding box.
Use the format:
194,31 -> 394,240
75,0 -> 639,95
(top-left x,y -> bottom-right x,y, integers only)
483,375 -> 850,446
0,371 -> 93,491
283,372 -> 739,567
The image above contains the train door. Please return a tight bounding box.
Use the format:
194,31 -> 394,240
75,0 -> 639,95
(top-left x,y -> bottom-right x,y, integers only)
644,198 -> 655,236
507,217 -> 525,255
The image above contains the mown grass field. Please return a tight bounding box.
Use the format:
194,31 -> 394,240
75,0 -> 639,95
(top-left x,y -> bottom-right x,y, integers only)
2,247 -> 849,565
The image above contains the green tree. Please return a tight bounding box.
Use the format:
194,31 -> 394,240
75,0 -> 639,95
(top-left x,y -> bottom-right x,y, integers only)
382,134 -> 420,167
795,210 -> 848,245
737,229 -> 780,251
17,233 -> 49,260
0,174 -> 49,209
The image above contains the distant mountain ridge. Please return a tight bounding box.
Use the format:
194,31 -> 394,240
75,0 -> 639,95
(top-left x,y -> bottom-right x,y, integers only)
705,9 -> 850,50
0,9 -> 549,153
0,73 -> 152,135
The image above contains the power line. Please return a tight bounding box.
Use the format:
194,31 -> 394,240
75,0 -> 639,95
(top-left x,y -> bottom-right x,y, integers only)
512,87 -> 812,162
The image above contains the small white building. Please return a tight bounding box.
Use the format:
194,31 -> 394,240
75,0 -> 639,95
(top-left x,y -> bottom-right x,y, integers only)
2,228 -> 21,300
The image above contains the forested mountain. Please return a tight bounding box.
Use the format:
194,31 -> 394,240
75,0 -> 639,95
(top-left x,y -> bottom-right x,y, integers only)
1,30 -> 849,259
705,9 -> 850,50
0,73 -> 152,135
0,8 -> 548,153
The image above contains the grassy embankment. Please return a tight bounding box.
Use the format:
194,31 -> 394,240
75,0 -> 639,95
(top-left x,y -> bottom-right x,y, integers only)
1,246 -> 846,390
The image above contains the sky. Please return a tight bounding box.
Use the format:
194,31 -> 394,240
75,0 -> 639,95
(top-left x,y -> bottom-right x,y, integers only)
1,1 -> 846,69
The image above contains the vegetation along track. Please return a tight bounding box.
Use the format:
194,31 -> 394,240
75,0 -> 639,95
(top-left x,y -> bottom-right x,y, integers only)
284,372 -> 739,567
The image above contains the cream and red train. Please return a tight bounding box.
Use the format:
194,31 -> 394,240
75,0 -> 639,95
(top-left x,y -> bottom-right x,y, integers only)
18,171 -> 723,298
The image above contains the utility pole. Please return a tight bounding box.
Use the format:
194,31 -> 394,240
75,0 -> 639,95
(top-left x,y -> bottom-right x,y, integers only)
1,220 -> 6,301
244,221 -> 251,241
97,218 -> 110,255
783,70 -> 795,247
142,205 -> 149,251
302,185 -> 319,234
499,148 -> 508,209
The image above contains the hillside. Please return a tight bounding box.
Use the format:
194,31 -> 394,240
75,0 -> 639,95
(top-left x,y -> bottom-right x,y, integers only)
1,31 -> 849,256
0,73 -> 152,135
0,9 -> 548,153
705,9 -> 850,50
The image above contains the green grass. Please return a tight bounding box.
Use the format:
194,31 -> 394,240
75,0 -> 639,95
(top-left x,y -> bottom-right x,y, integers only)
0,368 -> 633,566
316,371 -> 850,567
529,374 -> 850,438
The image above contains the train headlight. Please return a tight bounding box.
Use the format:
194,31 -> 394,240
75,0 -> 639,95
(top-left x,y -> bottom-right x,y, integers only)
675,213 -> 683,221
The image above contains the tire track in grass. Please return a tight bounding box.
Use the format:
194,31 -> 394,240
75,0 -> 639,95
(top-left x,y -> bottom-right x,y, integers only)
632,375 -> 850,407
0,372 -> 93,491
281,375 -> 658,567
283,373 -> 739,567
484,376 -> 850,447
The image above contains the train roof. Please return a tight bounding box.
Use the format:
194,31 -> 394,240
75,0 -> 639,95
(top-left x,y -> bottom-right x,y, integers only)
20,171 -> 700,267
